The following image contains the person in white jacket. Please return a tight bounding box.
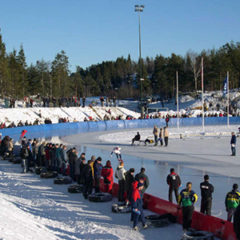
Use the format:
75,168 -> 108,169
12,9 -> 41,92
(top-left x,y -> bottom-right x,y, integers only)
115,161 -> 126,202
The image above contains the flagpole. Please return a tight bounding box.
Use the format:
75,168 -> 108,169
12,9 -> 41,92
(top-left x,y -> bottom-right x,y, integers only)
176,71 -> 179,129
201,57 -> 205,132
227,71 -> 229,128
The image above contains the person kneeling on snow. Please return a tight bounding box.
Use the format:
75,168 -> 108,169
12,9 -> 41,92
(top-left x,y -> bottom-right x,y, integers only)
131,180 -> 148,231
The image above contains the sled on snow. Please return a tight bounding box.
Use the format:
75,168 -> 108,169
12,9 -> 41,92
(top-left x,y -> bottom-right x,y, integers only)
40,171 -> 58,178
88,192 -> 112,202
54,176 -> 72,185
181,229 -> 215,240
145,213 -> 177,228
112,202 -> 132,213
68,184 -> 84,193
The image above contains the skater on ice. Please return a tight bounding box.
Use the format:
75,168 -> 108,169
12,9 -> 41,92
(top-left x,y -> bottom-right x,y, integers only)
111,146 -> 122,160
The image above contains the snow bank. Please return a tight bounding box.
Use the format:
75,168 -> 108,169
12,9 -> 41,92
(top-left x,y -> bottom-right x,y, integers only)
0,107 -> 140,125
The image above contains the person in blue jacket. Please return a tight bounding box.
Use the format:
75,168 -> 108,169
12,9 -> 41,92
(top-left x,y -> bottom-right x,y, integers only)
231,132 -> 237,156
131,180 -> 148,231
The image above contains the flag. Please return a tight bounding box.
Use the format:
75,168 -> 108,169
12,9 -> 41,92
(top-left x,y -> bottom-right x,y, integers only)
20,130 -> 27,139
223,76 -> 228,96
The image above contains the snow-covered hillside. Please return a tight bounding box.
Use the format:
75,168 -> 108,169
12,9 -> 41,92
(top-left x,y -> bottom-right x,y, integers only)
0,107 -> 140,126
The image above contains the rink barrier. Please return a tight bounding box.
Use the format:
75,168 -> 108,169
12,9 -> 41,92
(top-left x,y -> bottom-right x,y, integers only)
100,180 -> 237,240
2,116 -> 240,142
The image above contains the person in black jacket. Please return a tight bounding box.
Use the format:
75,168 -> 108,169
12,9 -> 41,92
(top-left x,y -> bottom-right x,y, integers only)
166,168 -> 181,203
79,157 -> 86,184
231,132 -> 237,156
131,132 -> 141,145
234,204 -> 240,240
125,168 -> 135,204
82,160 -> 94,199
135,168 -> 149,193
93,157 -> 103,193
200,175 -> 214,216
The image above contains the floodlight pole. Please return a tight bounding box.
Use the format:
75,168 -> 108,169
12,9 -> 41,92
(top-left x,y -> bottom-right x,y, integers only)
176,71 -> 179,129
135,4 -> 145,117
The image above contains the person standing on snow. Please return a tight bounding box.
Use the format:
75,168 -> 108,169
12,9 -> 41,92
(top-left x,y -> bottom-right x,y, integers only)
200,175 -> 214,216
115,161 -> 126,202
178,182 -> 198,233
111,146 -> 122,161
125,168 -> 135,204
225,183 -> 240,222
101,160 -> 114,193
93,157 -> 103,193
231,132 -> 237,156
131,181 -> 148,231
167,168 -> 181,203
82,160 -> 94,199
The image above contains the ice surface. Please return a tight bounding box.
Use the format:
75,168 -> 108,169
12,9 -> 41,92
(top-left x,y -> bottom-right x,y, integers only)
62,124 -> 240,221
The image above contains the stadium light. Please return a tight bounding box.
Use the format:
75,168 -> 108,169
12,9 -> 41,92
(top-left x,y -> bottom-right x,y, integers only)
134,4 -> 145,117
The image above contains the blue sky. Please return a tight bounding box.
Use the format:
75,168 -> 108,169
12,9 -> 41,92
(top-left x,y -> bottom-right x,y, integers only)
0,0 -> 240,72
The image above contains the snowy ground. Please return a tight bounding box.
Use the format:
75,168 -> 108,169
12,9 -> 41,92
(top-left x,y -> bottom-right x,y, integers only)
62,124 -> 240,220
0,156 -> 182,240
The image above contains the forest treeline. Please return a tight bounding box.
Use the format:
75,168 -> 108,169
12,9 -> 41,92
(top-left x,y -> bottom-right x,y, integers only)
0,31 -> 240,99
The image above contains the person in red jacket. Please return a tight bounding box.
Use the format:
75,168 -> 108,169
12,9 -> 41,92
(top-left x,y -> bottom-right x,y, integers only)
101,160 -> 113,193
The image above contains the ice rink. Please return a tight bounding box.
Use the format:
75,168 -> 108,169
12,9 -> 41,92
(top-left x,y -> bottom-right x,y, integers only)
62,124 -> 240,220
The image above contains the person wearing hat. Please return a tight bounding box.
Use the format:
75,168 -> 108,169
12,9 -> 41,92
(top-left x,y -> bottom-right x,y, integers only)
101,160 -> 113,193
131,180 -> 148,231
200,175 -> 214,215
115,161 -> 126,202
225,183 -> 240,222
93,157 -> 103,193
